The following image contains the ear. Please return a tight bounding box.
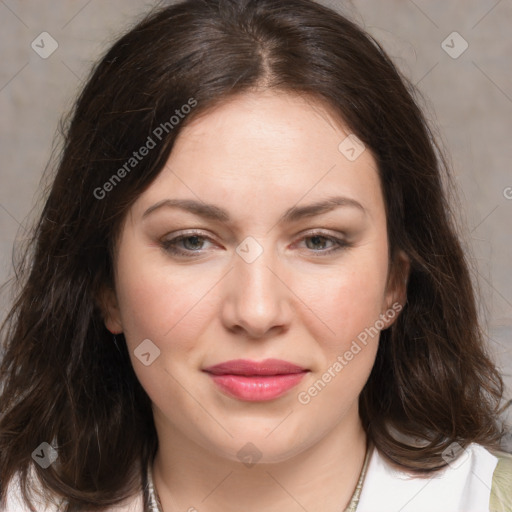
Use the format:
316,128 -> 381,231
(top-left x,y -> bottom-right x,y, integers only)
381,249 -> 410,329
96,284 -> 123,334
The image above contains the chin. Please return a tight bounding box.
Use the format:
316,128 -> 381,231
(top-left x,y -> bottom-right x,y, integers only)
201,424 -> 314,465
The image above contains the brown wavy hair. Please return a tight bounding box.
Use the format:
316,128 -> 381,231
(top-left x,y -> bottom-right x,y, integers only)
0,0 -> 507,510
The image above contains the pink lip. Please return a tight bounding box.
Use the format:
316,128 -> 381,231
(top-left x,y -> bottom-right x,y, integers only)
203,358 -> 309,401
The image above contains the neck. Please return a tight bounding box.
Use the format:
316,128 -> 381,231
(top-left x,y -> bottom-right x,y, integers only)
151,404 -> 368,512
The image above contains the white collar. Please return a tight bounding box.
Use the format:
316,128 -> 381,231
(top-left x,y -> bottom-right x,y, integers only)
356,443 -> 498,511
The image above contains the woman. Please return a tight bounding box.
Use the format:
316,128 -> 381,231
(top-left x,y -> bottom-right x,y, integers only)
0,0 -> 510,511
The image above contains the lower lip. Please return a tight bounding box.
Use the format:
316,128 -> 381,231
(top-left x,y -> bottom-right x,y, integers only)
207,372 -> 308,401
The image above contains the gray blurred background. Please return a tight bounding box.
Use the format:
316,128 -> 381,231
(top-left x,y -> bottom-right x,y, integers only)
0,1 -> 511,445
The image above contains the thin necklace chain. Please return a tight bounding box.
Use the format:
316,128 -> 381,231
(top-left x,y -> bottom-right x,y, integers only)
144,441 -> 372,512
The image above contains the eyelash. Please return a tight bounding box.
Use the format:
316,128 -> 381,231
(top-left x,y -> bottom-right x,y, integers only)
160,230 -> 350,258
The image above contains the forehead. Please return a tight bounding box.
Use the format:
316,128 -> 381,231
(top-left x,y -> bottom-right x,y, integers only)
171,90 -> 358,172
131,90 -> 385,225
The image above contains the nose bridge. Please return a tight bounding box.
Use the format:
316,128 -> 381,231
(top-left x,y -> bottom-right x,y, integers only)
226,236 -> 288,336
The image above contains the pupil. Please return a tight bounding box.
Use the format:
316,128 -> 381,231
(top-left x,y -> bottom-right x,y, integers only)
308,236 -> 325,250
185,236 -> 202,250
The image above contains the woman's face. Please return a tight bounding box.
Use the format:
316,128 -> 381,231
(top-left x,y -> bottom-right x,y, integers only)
102,90 -> 406,463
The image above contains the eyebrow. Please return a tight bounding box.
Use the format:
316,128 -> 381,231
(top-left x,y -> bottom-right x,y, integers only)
142,195 -> 366,223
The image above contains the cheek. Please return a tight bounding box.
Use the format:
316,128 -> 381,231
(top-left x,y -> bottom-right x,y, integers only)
296,258 -> 386,413
309,248 -> 389,351
117,271 -> 217,347
113,261 -> 218,402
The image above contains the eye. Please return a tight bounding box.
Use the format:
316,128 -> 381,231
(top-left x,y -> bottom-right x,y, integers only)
296,233 -> 349,256
161,232 -> 215,256
160,231 -> 350,258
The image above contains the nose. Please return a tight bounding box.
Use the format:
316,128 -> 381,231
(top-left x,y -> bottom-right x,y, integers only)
221,242 -> 291,339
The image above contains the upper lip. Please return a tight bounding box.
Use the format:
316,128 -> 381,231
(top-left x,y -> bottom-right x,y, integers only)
203,358 -> 308,376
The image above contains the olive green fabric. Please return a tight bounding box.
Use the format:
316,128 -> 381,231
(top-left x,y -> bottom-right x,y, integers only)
489,449 -> 512,512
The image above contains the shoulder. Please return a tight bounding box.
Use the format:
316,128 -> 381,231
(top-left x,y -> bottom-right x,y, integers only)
357,442 -> 509,512
489,447 -> 512,512
0,469 -> 61,512
1,468 -> 144,512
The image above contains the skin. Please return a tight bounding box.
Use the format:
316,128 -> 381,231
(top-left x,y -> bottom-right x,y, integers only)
101,90 -> 409,512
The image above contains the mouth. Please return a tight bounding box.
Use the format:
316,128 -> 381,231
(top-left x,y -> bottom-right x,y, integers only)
202,358 -> 310,402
